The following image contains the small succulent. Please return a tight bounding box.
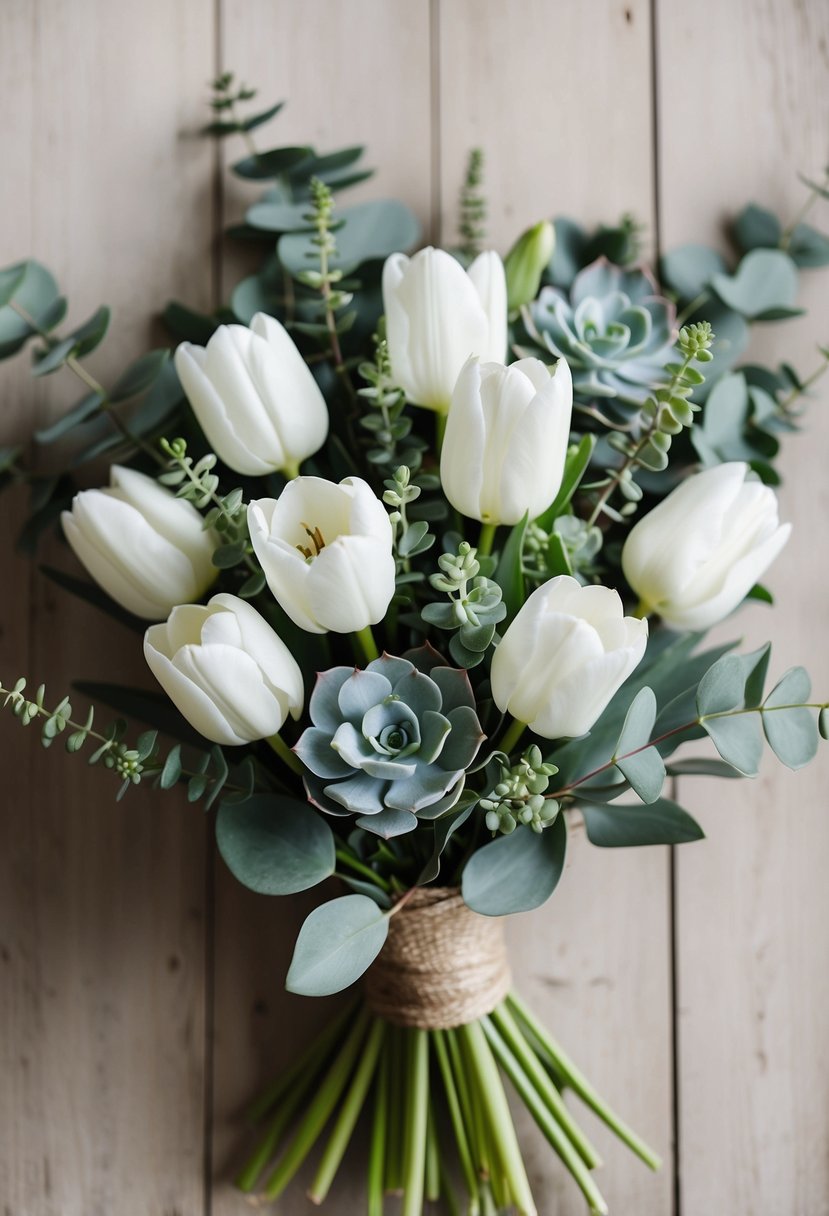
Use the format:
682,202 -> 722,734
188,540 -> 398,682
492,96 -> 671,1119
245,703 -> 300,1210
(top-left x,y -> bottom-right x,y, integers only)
523,258 -> 677,418
296,646 -> 485,839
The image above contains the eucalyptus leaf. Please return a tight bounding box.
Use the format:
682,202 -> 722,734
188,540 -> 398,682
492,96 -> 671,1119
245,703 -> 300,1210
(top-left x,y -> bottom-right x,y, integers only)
286,894 -> 389,996
494,511 -> 529,621
35,391 -> 104,444
110,350 -> 168,402
418,800 -> 476,884
666,757 -> 743,778
710,249 -> 801,321
762,666 -> 819,770
536,434 -> 595,527
0,261 -> 61,358
659,243 -> 726,302
0,263 -> 27,308
232,145 -> 314,180
580,798 -> 704,847
216,795 -> 335,895
613,687 -> 666,804
548,217 -> 588,289
246,200 -> 316,233
732,204 -> 782,253
702,711 -> 763,776
787,223 -> 829,268
31,337 -> 76,377
461,813 -> 566,916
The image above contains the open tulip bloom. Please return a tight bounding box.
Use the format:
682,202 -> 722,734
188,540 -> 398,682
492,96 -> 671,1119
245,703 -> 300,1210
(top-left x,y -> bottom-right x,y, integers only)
3,95 -> 829,1216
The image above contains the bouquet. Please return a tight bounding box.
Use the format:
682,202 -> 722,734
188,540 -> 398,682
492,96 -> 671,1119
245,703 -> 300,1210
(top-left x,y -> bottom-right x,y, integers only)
2,77 -> 828,1214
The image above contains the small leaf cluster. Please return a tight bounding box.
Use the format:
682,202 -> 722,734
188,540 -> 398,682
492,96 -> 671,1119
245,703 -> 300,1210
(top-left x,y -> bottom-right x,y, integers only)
524,514 -> 602,583
423,541 -> 506,667
160,742 -> 257,809
203,72 -> 282,138
481,745 -> 560,835
289,178 -> 356,342
457,148 -> 486,263
358,333 -> 426,470
382,466 -> 436,579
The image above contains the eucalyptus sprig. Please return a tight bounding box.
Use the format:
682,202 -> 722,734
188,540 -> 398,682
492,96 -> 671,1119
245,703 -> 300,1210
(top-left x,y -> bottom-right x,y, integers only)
586,321 -> 715,525
422,540 -> 506,667
158,437 -> 264,593
480,746 -> 560,835
358,333 -> 426,471
293,178 -> 356,391
383,466 -> 435,579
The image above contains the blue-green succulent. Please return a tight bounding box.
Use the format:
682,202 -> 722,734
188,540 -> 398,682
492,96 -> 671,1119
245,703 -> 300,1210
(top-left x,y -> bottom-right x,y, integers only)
296,647 -> 485,838
524,259 -> 677,416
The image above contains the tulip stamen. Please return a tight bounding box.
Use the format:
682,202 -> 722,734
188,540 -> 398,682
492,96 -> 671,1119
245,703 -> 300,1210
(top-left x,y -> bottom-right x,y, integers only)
296,522 -> 326,560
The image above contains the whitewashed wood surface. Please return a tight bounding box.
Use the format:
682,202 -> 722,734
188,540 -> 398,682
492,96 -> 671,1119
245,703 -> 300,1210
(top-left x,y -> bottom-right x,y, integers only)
0,2 -> 827,1213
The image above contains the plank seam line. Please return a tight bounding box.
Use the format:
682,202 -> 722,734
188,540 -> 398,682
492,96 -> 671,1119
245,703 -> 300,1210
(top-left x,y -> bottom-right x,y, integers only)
429,0 -> 442,245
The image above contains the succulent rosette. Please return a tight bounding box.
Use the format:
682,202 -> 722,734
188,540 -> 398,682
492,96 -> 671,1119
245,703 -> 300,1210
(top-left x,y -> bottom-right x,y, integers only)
296,648 -> 485,839
525,258 -> 677,415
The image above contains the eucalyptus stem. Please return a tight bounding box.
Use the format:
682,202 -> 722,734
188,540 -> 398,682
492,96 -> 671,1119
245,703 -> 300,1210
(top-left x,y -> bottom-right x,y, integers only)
308,1018 -> 386,1203
335,847 -> 392,893
401,1029 -> 429,1216
781,169 -> 829,248
265,732 -> 303,776
9,300 -> 164,466
435,410 -> 448,452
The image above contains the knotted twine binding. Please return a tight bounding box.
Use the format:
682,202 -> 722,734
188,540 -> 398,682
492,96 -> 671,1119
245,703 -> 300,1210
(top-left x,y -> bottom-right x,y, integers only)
364,887 -> 512,1029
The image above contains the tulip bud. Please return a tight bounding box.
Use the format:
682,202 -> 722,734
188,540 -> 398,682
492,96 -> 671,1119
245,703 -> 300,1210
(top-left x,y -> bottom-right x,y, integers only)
382,247 -> 507,413
491,576 -> 648,739
248,476 -> 396,634
174,312 -> 328,477
503,220 -> 555,312
61,465 -> 217,620
144,593 -> 304,746
621,462 -> 791,630
440,355 -> 573,526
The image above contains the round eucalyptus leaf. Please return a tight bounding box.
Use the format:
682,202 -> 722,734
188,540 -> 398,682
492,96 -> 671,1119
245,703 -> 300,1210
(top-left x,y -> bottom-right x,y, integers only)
711,249 -> 801,320
732,204 -> 782,254
762,666 -> 819,770
581,798 -> 704,847
462,813 -> 567,917
660,243 -> 726,302
216,794 -> 335,895
286,894 -> 388,996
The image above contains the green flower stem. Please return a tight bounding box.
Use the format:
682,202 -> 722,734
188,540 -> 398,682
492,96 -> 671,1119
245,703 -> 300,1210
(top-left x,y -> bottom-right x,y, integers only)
263,1008 -> 370,1200
458,1021 -> 537,1216
355,624 -> 380,665
265,732 -> 303,776
435,410 -> 448,452
507,992 -> 662,1171
490,1002 -> 602,1169
632,598 -> 652,621
308,1017 -> 386,1203
367,1045 -> 388,1216
482,1015 -> 609,1215
402,1029 -> 429,1216
499,717 -> 528,757
236,1079 -> 313,1193
477,522 -> 497,558
282,459 -> 301,480
439,1154 -> 462,1216
447,1028 -> 486,1176
433,1030 -> 480,1212
245,997 -> 359,1123
385,1026 -> 404,1193
334,848 -> 392,893
425,1096 -> 440,1202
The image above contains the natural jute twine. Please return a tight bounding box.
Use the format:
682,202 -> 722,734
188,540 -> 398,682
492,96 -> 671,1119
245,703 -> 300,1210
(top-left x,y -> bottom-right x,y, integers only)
364,887 -> 512,1029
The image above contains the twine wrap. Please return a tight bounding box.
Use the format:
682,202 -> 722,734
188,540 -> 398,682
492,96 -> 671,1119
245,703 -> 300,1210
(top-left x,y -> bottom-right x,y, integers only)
364,887 -> 512,1029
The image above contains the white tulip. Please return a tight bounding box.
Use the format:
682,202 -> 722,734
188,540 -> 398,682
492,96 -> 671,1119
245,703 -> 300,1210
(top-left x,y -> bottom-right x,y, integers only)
144,593 -> 303,746
440,355 -> 573,525
248,476 -> 396,634
382,247 -> 507,412
621,462 -> 791,630
174,312 -> 328,477
61,465 -> 216,620
491,576 -> 648,739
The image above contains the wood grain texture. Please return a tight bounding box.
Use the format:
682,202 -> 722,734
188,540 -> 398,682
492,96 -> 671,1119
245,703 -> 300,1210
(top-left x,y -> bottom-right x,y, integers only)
438,4 -> 673,1213
210,4 -> 433,1211
0,2 -> 215,1212
657,1 -> 829,1213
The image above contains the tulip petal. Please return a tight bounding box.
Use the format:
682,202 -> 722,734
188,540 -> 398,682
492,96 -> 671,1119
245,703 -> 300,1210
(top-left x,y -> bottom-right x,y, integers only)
144,633 -> 247,746
467,250 -> 508,362
208,592 -> 304,717
308,537 -> 396,633
175,342 -> 277,475
172,643 -> 287,742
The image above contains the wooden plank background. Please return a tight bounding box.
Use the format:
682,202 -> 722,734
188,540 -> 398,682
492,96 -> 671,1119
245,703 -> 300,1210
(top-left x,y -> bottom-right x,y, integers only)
0,2 -> 826,1213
